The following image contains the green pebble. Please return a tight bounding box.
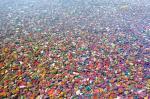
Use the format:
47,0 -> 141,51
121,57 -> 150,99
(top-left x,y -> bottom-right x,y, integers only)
52,69 -> 58,74
111,43 -> 115,48
74,75 -> 80,78
86,86 -> 91,91
49,84 -> 54,88
20,95 -> 25,99
15,41 -> 20,44
72,95 -> 78,99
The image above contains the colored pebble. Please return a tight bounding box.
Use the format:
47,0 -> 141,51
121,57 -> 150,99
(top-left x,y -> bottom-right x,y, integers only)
86,86 -> 91,91
0,0 -> 149,98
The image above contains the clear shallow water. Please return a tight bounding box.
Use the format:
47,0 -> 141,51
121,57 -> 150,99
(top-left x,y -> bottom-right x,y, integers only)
0,0 -> 150,98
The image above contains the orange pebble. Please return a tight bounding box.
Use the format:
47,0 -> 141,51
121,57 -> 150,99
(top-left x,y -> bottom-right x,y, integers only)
3,48 -> 9,53
30,94 -> 36,99
118,87 -> 123,93
0,91 -> 7,97
109,93 -> 117,99
110,79 -> 115,83
93,94 -> 99,99
0,62 -> 4,68
99,88 -> 104,93
48,89 -> 55,96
